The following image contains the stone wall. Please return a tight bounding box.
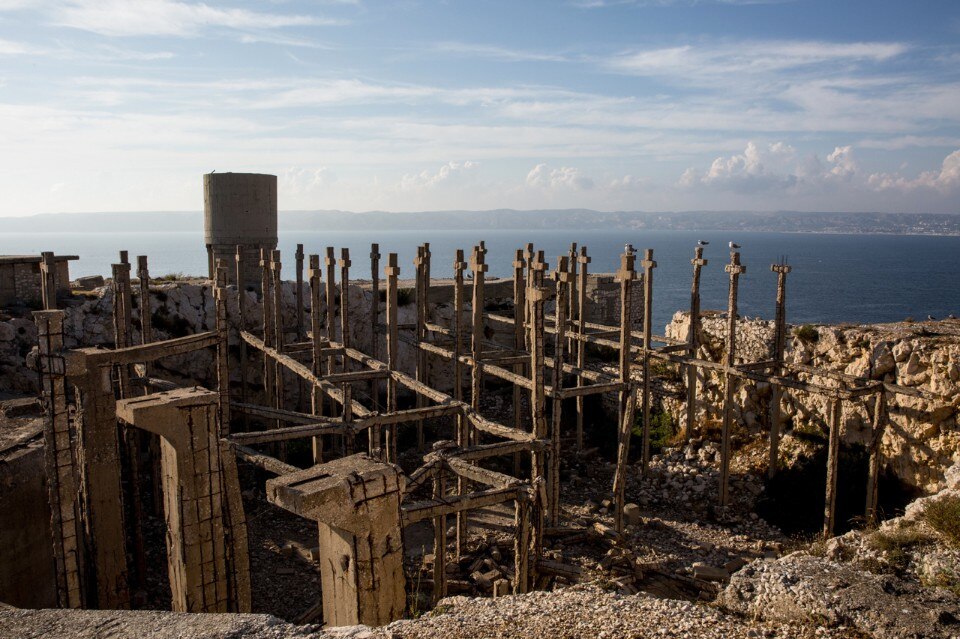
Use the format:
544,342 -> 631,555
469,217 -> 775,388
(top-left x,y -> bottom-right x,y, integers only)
663,311 -> 960,493
0,424 -> 57,608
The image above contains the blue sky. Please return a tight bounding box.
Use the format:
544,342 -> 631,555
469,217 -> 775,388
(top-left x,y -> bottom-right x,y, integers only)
1,0 -> 958,216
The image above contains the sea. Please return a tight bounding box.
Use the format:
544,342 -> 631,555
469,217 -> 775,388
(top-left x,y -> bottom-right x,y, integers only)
2,228 -> 958,331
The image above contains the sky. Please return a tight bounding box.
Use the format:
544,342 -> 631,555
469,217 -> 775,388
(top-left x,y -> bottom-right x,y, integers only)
0,0 -> 959,217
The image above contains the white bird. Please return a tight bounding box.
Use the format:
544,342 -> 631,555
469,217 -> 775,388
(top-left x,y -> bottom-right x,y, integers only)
697,240 -> 709,246
949,314 -> 957,320
927,314 -> 936,321
729,241 -> 741,249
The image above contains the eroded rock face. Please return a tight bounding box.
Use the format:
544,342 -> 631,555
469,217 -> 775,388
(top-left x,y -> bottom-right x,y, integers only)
665,312 -> 960,493
719,553 -> 960,639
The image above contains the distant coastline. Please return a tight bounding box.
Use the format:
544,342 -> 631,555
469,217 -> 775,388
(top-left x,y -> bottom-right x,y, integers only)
2,209 -> 960,236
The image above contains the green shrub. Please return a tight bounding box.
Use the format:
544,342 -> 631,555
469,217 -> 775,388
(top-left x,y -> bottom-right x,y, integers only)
794,324 -> 819,343
586,343 -> 619,363
869,525 -> 933,570
397,288 -> 415,306
633,408 -> 676,454
157,272 -> 185,281
923,495 -> 960,546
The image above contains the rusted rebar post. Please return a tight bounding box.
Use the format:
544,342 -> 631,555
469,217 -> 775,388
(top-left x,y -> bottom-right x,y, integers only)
469,246 -> 487,445
550,256 -> 571,526
235,246 -> 249,431
415,245 -> 427,451
768,261 -> 792,478
295,244 -> 305,341
513,490 -> 531,594
824,398 -> 843,536
639,249 -> 657,474
340,248 -> 353,456
111,260 -> 133,397
385,253 -> 400,463
137,254 -> 163,515
453,249 -> 468,560
865,389 -> 888,524
296,244 -> 305,411
215,260 -> 231,433
512,248 -> 526,475
719,250 -> 745,507
432,464 -> 447,602
270,250 -> 287,459
613,247 -> 636,533
39,251 -> 57,310
575,247 -> 590,450
309,254 -> 326,463
684,247 -> 707,441
325,247 -> 338,421
112,257 -> 145,589
260,248 -> 276,429
527,258 -> 549,580
567,242 -> 578,356
370,243 -> 381,409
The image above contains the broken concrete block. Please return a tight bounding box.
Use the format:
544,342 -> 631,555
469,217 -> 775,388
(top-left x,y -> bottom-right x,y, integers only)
623,503 -> 642,527
692,562 -> 730,582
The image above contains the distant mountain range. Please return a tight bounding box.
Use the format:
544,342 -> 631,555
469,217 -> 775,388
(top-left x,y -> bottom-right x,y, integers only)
2,209 -> 959,235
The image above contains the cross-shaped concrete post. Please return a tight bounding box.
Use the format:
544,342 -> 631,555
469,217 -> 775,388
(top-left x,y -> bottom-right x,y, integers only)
639,249 -> 657,474
684,247 -> 708,441
575,247 -> 591,450
719,250 -> 746,507
613,247 -> 637,532
768,262 -> 792,478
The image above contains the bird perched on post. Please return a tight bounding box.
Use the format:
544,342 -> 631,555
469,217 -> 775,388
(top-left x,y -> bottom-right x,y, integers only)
729,241 -> 741,249
697,240 -> 709,247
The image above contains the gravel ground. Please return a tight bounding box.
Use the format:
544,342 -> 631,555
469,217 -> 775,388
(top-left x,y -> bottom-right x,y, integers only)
385,584 -> 860,639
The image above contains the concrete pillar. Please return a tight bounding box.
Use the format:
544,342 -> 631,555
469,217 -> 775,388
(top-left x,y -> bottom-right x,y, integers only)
34,310 -> 86,608
768,262 -> 791,478
266,454 -> 406,627
719,251 -> 746,507
203,173 -> 277,290
684,247 -> 707,441
116,388 -> 251,613
72,360 -> 130,609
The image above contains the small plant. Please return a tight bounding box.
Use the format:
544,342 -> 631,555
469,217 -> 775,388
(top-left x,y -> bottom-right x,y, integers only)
649,359 -> 682,382
397,287 -> 415,306
586,343 -> 619,363
868,525 -> 933,571
923,495 -> 960,547
794,324 -> 820,343
633,408 -> 676,454
157,272 -> 186,281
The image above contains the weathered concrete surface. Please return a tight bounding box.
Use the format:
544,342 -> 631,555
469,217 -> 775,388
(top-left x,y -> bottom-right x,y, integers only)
0,417 -> 57,609
0,608 -> 329,639
267,455 -> 406,628
116,388 -> 250,613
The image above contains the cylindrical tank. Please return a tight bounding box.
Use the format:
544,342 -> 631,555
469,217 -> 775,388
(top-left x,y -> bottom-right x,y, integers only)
203,172 -> 278,290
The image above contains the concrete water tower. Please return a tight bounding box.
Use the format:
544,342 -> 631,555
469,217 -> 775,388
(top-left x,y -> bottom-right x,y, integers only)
203,172 -> 278,290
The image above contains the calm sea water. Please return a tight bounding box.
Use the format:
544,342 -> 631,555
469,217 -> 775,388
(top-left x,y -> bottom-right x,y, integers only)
3,229 -> 958,330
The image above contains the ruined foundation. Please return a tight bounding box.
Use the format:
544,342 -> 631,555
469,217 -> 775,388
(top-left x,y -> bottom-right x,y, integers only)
2,230 -> 956,632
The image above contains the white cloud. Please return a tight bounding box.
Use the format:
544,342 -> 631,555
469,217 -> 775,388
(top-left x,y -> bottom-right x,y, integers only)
608,40 -> 908,79
526,163 -> 594,190
399,161 -> 479,192
52,0 -> 343,37
433,41 -> 569,63
868,149 -> 960,193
